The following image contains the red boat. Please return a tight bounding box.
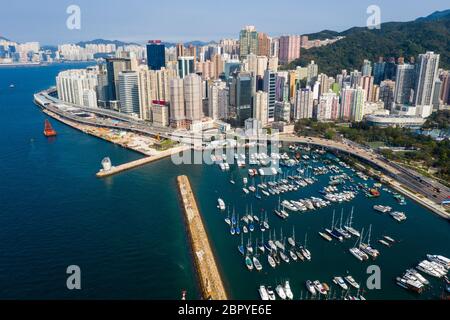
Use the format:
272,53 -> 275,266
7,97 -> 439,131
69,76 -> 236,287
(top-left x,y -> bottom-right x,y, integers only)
370,189 -> 381,197
43,119 -> 57,137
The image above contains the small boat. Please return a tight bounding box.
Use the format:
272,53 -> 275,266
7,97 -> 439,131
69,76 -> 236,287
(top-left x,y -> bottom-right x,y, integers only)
258,236 -> 265,253
280,251 -> 290,263
305,280 -> 316,295
379,239 -> 391,247
300,233 -> 312,261
288,227 -> 296,247
345,276 -> 360,289
313,280 -> 327,295
268,255 -> 276,268
384,236 -> 395,243
295,249 -> 305,261
9,84 -> 15,88
284,281 -> 294,300
333,277 -> 348,291
253,256 -> 263,272
238,234 -> 245,255
276,285 -> 287,300
245,256 -> 254,271
224,209 -> 231,226
319,232 -> 333,242
43,119 -> 57,137
259,286 -> 269,301
289,250 -> 298,261
243,225 -> 248,234
266,286 -> 276,300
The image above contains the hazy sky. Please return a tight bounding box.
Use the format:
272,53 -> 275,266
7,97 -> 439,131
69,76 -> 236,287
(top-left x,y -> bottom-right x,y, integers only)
1,0 -> 449,45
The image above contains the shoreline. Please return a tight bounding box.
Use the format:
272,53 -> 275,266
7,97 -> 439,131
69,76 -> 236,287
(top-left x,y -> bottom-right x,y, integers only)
39,107 -> 190,177
177,175 -> 228,300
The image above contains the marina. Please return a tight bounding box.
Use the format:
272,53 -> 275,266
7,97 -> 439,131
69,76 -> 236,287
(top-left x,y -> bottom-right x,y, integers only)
191,143 -> 450,300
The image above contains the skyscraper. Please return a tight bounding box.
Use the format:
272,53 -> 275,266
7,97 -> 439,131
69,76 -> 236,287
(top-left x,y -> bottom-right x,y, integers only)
257,32 -> 270,57
279,35 -> 301,64
169,78 -> 185,128
118,71 -> 140,115
233,72 -> 255,126
264,70 -> 277,122
253,91 -> 268,126
351,87 -> 366,122
146,40 -> 166,71
184,74 -> 203,123
306,61 -> 319,86
414,51 -> 440,108
178,56 -> 195,79
379,80 -> 396,110
373,57 -> 386,85
239,26 -> 258,59
106,57 -> 132,102
294,87 -> 314,120
360,76 -> 374,102
394,64 -> 416,106
208,80 -> 226,120
362,59 -> 372,76
340,86 -> 356,121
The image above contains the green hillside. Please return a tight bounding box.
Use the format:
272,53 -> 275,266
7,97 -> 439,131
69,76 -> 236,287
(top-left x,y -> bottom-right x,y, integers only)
288,11 -> 450,76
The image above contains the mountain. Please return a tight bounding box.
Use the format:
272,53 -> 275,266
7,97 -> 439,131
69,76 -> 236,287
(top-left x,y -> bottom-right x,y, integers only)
0,36 -> 11,41
76,39 -> 139,47
416,9 -> 450,22
287,10 -> 450,76
304,30 -> 340,40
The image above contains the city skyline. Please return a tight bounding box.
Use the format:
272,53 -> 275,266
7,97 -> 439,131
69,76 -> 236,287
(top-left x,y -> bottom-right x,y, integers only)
1,0 -> 449,45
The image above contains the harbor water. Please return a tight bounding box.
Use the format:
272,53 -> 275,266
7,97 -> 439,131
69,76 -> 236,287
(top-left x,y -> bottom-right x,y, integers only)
0,64 -> 449,300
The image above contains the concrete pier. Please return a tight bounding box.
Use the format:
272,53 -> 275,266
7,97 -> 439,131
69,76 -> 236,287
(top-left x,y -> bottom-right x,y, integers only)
177,175 -> 228,300
96,146 -> 190,178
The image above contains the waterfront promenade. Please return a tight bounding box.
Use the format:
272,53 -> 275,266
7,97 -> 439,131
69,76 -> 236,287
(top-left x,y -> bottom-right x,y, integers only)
278,134 -> 450,220
177,176 -> 228,300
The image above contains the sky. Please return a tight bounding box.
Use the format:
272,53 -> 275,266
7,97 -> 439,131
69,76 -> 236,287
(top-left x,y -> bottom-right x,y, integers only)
1,0 -> 449,45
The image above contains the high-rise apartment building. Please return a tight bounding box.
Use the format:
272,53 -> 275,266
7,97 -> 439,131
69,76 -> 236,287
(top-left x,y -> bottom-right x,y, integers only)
233,72 -> 255,126
264,70 -> 277,122
118,71 -> 140,115
253,91 -> 268,126
178,56 -> 195,78
279,35 -> 301,64
394,64 -> 416,106
257,32 -> 270,57
169,78 -> 186,128
239,26 -> 258,59
184,74 -> 203,124
106,57 -> 132,102
294,87 -> 314,120
146,40 -> 166,71
414,51 -> 440,107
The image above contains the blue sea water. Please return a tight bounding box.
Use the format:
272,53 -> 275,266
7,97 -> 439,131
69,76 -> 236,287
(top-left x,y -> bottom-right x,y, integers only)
0,63 -> 449,300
